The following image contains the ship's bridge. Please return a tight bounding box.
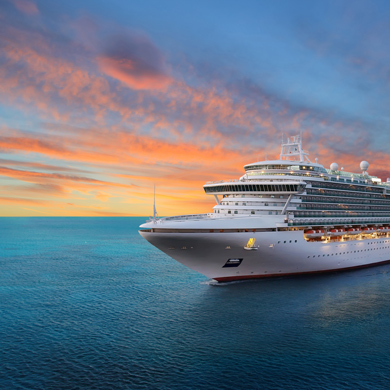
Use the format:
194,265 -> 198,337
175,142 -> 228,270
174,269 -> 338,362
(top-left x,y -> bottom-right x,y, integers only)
244,160 -> 328,176
244,134 -> 328,177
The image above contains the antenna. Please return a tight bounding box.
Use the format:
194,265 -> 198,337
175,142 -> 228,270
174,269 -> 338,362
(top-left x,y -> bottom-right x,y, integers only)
279,133 -> 311,162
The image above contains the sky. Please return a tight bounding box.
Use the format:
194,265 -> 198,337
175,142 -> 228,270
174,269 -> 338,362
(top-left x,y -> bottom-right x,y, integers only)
1,0 -> 390,216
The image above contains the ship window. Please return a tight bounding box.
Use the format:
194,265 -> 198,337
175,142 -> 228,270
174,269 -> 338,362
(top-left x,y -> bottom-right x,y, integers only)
234,211 -> 238,214
251,211 -> 255,214
228,211 -> 231,214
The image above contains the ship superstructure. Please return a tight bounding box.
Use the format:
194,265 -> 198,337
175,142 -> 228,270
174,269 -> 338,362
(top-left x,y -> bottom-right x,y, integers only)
139,135 -> 390,282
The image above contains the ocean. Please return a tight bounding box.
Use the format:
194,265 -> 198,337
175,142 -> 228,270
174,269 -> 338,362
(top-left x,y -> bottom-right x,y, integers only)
1,217 -> 390,389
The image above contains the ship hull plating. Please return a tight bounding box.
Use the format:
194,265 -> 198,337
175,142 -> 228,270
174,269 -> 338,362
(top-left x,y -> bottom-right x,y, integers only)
139,230 -> 390,281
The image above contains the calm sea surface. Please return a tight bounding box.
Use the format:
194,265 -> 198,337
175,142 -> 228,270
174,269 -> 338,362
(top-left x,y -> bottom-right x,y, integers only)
1,217 -> 390,389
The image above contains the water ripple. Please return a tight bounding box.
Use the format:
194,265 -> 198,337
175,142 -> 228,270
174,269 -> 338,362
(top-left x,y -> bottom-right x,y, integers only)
1,217 -> 390,389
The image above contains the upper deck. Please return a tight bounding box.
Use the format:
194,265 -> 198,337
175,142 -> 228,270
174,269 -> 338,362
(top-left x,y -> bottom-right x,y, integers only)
203,134 -> 390,195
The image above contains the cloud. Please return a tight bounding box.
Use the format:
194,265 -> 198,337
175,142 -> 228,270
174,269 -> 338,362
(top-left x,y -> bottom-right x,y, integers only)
0,165 -> 136,190
0,197 -> 47,205
2,5 -> 390,216
12,0 -> 39,15
0,158 -> 91,173
0,127 -> 257,171
98,33 -> 172,90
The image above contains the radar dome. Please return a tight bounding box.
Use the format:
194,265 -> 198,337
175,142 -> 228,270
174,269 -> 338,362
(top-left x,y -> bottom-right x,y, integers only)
330,162 -> 339,171
360,161 -> 369,171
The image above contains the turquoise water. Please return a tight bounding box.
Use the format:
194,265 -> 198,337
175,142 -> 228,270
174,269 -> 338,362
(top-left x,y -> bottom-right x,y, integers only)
1,217 -> 390,389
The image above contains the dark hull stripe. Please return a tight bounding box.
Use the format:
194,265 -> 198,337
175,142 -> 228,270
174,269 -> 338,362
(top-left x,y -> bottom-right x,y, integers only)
214,259 -> 390,282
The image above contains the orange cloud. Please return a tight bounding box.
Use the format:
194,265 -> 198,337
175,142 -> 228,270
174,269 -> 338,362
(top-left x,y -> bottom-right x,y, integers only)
4,11 -> 382,217
0,127 -> 258,170
98,33 -> 172,91
98,56 -> 172,90
0,197 -> 47,206
0,22 -> 278,145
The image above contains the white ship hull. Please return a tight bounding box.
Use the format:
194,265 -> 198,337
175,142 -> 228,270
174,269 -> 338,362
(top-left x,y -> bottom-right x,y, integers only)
139,222 -> 390,282
139,135 -> 390,282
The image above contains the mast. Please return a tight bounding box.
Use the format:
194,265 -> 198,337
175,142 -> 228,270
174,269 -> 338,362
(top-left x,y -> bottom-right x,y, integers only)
279,134 -> 311,163
153,185 -> 158,222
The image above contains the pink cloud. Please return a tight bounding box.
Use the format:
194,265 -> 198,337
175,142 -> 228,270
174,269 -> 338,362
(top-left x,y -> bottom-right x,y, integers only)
98,33 -> 172,90
12,0 -> 39,15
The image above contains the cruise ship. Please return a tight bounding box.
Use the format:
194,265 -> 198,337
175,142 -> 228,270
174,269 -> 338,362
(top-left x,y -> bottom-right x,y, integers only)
139,135 -> 390,282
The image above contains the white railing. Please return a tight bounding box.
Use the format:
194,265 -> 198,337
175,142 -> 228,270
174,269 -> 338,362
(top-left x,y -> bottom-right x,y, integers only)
160,213 -> 214,222
206,179 -> 240,184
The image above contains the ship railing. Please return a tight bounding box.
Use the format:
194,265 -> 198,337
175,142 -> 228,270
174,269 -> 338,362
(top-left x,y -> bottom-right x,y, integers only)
205,178 -> 306,185
310,183 -> 383,194
159,213 -> 214,222
288,217 -> 390,227
206,179 -> 240,184
246,171 -> 325,178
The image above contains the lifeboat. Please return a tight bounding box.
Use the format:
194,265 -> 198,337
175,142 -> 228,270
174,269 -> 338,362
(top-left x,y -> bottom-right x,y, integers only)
328,228 -> 346,236
304,229 -> 324,238
347,228 -> 361,235
362,227 -> 376,234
